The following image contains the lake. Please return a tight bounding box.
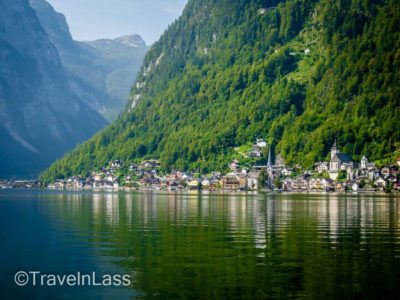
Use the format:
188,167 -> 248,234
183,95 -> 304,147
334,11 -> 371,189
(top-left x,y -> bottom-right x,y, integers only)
0,190 -> 400,299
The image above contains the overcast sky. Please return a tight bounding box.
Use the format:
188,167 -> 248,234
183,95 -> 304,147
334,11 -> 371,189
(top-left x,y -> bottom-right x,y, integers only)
47,0 -> 188,45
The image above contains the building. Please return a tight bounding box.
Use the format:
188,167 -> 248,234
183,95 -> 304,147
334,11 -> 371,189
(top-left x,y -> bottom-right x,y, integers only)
315,162 -> 329,173
221,174 -> 240,190
256,139 -> 267,148
247,171 -> 260,190
375,176 -> 387,189
329,140 -> 354,180
360,155 -> 376,170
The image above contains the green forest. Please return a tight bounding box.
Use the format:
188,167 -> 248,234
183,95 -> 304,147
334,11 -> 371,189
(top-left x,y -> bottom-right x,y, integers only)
41,0 -> 400,182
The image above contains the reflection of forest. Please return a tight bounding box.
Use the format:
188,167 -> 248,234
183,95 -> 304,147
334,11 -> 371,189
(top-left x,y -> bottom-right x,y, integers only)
41,192 -> 400,299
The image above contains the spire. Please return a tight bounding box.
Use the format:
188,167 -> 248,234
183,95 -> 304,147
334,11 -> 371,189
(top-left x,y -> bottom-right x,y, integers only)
332,139 -> 337,150
331,139 -> 339,159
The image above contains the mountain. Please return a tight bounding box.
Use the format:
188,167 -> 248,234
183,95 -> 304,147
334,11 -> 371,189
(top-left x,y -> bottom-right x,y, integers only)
0,0 -> 107,178
79,35 -> 148,121
29,0 -> 148,122
41,0 -> 400,181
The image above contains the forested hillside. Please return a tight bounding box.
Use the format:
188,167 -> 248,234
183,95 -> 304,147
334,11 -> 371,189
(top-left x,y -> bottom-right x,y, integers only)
41,0 -> 400,181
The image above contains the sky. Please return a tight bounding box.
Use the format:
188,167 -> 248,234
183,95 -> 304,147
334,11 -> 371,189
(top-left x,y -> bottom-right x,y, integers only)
47,0 -> 188,45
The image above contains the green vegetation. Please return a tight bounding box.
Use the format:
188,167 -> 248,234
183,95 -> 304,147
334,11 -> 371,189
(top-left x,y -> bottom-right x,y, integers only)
41,0 -> 400,183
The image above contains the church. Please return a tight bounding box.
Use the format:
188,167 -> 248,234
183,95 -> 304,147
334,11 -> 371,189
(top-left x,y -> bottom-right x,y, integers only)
329,140 -> 354,180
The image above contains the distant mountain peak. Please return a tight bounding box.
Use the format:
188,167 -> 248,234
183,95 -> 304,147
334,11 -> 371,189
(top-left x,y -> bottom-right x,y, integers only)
114,34 -> 146,48
82,34 -> 146,49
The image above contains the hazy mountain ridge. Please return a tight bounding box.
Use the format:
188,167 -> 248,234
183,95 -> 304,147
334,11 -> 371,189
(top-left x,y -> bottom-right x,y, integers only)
41,0 -> 400,181
0,0 -> 107,178
29,0 -> 148,122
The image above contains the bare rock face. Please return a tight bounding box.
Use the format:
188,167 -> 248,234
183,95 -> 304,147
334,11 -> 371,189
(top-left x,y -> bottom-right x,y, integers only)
29,0 -> 148,122
0,0 -> 107,178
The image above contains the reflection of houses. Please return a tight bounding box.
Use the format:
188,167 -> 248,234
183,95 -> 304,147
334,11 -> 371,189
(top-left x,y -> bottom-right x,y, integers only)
329,140 -> 354,180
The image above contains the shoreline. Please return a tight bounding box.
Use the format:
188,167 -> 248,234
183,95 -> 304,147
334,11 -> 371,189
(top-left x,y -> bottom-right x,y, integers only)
0,187 -> 398,197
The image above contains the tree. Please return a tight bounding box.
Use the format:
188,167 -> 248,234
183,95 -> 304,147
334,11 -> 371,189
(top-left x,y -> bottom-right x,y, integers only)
258,170 -> 267,189
337,170 -> 347,181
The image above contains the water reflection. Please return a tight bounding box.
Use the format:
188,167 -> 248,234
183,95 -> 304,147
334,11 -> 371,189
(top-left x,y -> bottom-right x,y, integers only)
40,192 -> 400,299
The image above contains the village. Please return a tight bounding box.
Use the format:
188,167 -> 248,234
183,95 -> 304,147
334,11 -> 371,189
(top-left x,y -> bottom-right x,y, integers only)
40,139 -> 400,193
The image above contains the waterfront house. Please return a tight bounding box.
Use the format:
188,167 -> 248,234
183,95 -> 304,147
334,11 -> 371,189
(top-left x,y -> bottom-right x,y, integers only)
282,178 -> 293,191
221,174 -> 240,190
321,178 -> 334,189
247,171 -> 260,190
201,179 -> 211,190
188,179 -> 199,190
292,177 -> 308,191
375,176 -> 387,188
309,178 -> 323,190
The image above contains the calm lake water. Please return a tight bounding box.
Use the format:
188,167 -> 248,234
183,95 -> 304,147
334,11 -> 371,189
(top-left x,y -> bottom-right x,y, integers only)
1,190 -> 400,299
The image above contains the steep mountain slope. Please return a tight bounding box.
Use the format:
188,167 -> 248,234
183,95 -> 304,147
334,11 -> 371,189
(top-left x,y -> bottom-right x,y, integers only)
0,0 -> 106,178
42,0 -> 400,181
29,0 -> 148,121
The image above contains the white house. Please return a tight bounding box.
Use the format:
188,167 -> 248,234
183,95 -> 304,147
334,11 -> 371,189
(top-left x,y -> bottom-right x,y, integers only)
315,162 -> 329,173
361,155 -> 376,170
256,139 -> 267,148
375,176 -> 386,188
247,171 -> 260,190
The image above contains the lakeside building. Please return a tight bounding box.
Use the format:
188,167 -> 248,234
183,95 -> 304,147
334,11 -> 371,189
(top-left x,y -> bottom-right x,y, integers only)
329,140 -> 354,180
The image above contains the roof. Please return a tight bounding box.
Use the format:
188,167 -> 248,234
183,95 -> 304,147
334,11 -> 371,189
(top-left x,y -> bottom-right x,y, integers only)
331,153 -> 353,163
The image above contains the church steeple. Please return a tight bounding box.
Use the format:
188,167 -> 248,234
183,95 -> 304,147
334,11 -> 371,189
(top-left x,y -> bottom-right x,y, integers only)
331,139 -> 339,159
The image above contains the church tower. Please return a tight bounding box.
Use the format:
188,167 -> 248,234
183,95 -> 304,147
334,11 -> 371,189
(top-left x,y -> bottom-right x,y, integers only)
331,139 -> 339,159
